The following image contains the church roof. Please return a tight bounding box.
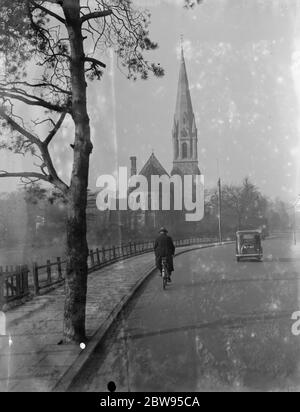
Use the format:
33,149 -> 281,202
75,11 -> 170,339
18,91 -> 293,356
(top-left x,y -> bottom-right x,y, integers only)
139,153 -> 169,178
174,49 -> 196,135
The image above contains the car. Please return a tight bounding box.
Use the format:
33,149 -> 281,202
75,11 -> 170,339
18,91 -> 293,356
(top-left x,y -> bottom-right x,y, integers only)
235,229 -> 263,262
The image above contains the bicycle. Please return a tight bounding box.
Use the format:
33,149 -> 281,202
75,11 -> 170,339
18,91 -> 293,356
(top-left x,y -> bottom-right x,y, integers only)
161,257 -> 170,290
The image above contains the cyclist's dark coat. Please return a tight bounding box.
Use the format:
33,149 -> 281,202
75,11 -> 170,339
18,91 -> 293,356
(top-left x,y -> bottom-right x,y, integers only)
154,233 -> 175,272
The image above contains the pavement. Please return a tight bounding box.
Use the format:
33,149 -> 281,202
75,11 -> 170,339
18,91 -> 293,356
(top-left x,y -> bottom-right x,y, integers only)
0,241 -> 223,392
69,237 -> 300,392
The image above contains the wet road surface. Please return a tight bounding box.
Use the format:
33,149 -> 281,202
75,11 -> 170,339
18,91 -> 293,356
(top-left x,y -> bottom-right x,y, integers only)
70,238 -> 300,392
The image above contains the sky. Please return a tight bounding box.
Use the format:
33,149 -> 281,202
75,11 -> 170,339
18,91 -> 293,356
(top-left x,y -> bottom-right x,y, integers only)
1,0 -> 300,202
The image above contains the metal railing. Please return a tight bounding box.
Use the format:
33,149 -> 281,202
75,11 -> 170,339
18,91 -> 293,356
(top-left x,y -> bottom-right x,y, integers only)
1,237 -> 219,305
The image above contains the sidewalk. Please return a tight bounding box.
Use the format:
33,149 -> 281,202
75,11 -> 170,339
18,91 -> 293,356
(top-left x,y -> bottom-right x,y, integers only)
0,242 -> 225,392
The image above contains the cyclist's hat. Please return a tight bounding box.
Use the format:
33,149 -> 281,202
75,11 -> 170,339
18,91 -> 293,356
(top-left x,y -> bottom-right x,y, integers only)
159,227 -> 168,233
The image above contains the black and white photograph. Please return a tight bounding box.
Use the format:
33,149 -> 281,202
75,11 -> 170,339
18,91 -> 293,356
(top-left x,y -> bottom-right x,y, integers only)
1,0 -> 300,394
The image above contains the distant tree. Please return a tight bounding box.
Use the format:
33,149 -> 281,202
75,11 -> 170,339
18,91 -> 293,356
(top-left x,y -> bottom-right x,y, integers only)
24,184 -> 67,241
267,198 -> 290,232
207,178 -> 269,233
0,0 -> 163,343
0,204 -> 8,243
0,191 -> 29,245
222,178 -> 268,230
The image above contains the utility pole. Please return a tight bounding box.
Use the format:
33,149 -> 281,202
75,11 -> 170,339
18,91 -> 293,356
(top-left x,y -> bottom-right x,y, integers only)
294,206 -> 296,245
218,177 -> 223,243
216,158 -> 223,243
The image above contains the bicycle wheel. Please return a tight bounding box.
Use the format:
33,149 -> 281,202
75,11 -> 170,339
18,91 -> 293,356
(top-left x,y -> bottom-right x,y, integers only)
162,266 -> 167,290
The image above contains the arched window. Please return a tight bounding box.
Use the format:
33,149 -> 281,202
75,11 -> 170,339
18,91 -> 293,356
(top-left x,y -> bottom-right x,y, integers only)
182,142 -> 188,159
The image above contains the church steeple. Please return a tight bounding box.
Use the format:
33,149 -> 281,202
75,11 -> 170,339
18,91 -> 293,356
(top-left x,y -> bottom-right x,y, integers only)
171,46 -> 200,176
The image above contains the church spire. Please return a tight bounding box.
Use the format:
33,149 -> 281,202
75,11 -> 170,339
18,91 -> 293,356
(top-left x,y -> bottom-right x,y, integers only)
175,47 -> 194,130
171,44 -> 200,176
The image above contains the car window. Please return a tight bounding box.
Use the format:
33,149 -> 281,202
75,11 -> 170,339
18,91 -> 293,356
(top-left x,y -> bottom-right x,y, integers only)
243,234 -> 256,239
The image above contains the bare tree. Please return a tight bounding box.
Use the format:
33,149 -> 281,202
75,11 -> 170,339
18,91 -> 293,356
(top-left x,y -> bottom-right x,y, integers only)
221,178 -> 268,230
0,0 -> 163,343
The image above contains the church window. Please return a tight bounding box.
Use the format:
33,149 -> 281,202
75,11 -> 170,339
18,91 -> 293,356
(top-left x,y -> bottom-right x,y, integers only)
182,142 -> 188,159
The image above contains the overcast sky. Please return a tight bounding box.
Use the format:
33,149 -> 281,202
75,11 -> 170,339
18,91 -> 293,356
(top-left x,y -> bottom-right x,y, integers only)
1,0 -> 300,202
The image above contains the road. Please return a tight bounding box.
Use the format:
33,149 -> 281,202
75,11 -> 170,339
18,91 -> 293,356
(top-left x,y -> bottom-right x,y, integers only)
70,237 -> 300,392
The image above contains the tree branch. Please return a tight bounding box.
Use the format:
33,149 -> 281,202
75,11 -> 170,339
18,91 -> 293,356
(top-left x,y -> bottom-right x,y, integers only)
0,90 -> 68,113
0,107 -> 42,146
0,171 -> 50,182
39,144 -> 69,194
1,81 -> 71,95
0,108 -> 69,194
30,1 -> 66,25
80,10 -> 112,25
44,111 -> 67,146
84,57 -> 106,69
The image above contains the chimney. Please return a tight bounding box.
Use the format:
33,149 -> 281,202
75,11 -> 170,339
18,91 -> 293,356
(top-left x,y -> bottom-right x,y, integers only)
130,156 -> 137,176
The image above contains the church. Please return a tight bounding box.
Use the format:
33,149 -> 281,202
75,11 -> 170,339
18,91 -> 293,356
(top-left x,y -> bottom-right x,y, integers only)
88,48 -> 202,243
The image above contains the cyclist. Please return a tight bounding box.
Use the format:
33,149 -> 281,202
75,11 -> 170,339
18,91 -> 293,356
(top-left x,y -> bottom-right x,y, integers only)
154,227 -> 175,282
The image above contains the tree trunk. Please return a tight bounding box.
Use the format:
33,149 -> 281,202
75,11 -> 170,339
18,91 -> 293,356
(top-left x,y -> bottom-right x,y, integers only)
237,213 -> 242,230
62,0 -> 93,343
64,194 -> 89,343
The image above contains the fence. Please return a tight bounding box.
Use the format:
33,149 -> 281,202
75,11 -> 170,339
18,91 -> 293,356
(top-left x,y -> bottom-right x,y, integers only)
0,237 -> 219,305
31,257 -> 65,295
0,265 -> 30,305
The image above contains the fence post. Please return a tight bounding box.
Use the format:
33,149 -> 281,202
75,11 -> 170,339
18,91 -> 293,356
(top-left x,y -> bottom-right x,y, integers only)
0,266 -> 3,310
57,257 -> 63,280
113,246 -> 116,260
96,248 -> 100,265
90,250 -> 95,268
19,265 -> 24,295
15,265 -> 21,298
32,262 -> 39,295
46,260 -> 51,284
102,246 -> 106,263
23,265 -> 29,295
